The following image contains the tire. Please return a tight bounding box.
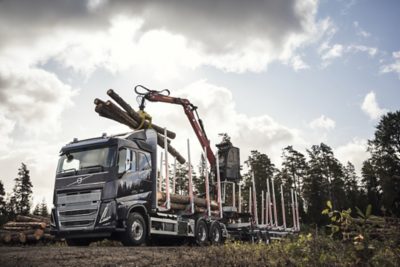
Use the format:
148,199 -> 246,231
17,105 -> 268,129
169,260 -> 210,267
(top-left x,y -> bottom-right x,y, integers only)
195,219 -> 209,246
209,221 -> 223,245
65,238 -> 91,246
121,212 -> 147,246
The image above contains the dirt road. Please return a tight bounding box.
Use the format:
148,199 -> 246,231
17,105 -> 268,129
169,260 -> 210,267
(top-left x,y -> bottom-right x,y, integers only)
0,246 -> 213,267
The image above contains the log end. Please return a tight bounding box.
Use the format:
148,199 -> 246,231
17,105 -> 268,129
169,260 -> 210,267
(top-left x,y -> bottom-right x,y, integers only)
107,88 -> 114,95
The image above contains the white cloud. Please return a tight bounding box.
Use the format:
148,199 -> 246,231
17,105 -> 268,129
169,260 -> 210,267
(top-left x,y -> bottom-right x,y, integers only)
0,67 -> 77,135
361,91 -> 387,120
309,115 -> 336,130
353,21 -> 371,38
380,51 -> 400,78
320,43 -> 378,67
348,45 -> 377,57
288,55 -> 310,71
320,44 -> 344,66
0,0 -> 335,76
336,138 -> 368,175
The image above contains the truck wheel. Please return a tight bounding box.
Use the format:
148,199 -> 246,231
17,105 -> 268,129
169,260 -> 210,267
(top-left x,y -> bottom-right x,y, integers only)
121,212 -> 147,246
65,238 -> 91,246
209,222 -> 223,245
195,220 -> 209,246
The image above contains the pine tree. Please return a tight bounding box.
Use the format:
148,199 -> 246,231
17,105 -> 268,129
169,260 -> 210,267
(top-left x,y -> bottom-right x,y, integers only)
244,150 -> 276,222
361,159 -> 381,215
11,163 -> 33,215
32,203 -> 41,216
343,162 -> 360,212
366,111 -> 400,216
303,143 -> 345,225
40,199 -> 49,217
0,180 -> 6,225
280,146 -> 308,221
194,154 -> 207,197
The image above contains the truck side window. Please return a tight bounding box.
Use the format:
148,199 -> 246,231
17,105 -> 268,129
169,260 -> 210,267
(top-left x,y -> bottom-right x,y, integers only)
138,152 -> 151,171
118,149 -> 127,174
118,148 -> 137,174
130,151 -> 136,171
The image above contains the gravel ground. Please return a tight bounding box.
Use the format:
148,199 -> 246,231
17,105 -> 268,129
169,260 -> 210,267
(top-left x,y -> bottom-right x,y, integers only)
0,246 -> 211,267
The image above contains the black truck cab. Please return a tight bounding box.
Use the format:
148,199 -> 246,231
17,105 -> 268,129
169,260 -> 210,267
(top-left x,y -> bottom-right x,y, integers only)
51,129 -> 159,245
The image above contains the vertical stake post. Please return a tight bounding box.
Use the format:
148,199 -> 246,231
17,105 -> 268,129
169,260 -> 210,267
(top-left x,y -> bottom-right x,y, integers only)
291,188 -> 296,231
271,177 -> 278,227
172,157 -> 176,195
249,187 -> 252,214
267,179 -> 273,226
204,147 -> 211,217
265,191 -> 269,226
187,139 -> 194,214
215,152 -> 223,219
280,184 -> 286,229
295,191 -> 300,231
261,190 -> 265,225
238,183 -> 242,213
232,183 -> 236,208
159,152 -> 163,192
251,171 -> 258,226
164,128 -> 170,210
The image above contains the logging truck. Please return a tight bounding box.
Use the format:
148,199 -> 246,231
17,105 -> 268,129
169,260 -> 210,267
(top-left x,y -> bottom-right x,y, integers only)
50,86 -> 299,246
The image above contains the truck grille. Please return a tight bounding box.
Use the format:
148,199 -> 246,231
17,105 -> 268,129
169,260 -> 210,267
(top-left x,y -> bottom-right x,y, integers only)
56,190 -> 101,230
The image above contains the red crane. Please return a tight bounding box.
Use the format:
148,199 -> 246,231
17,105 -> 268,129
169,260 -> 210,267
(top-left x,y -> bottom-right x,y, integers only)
135,85 -> 216,167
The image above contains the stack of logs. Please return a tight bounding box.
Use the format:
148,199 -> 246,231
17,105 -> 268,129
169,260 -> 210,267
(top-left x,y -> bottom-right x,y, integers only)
0,215 -> 54,244
94,89 -> 186,164
350,215 -> 400,241
157,192 -> 219,214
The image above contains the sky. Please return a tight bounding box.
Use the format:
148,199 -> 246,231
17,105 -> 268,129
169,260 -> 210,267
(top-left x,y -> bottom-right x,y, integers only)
0,0 -> 399,207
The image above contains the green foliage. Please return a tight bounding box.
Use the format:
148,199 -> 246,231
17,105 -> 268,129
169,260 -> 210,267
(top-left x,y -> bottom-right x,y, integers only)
32,203 -> 40,216
182,235 -> 400,266
0,180 -> 6,225
364,110 -> 400,216
10,163 -> 33,216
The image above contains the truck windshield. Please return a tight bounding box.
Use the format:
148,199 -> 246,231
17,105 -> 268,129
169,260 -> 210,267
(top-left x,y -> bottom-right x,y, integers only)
57,147 -> 116,174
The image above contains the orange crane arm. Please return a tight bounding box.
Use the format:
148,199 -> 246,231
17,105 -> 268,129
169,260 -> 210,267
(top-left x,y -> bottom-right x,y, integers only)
135,86 -> 216,167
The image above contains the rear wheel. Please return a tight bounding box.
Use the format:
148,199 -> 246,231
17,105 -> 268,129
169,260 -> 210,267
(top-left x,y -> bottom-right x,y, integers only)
195,219 -> 209,246
209,222 -> 223,245
65,238 -> 91,246
121,212 -> 147,246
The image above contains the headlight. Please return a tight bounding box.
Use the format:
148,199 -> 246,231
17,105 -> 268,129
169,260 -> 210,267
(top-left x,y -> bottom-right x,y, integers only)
99,201 -> 116,225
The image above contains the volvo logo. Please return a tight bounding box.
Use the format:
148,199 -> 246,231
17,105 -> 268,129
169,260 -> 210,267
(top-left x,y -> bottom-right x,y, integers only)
76,177 -> 83,184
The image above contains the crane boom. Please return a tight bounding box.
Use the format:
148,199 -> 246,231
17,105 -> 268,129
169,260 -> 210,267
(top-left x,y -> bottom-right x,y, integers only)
137,87 -> 216,167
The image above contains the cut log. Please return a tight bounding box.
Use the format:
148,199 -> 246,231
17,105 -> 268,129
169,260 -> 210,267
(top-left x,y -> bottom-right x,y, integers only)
107,89 -> 176,139
157,192 -> 218,210
4,221 -> 46,229
23,214 -> 51,224
3,226 -> 32,231
16,215 -> 46,223
18,232 -> 26,244
95,102 -> 186,164
0,231 -> 12,243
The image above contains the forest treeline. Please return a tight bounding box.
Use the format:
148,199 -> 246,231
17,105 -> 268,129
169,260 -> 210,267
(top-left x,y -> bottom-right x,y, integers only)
173,110 -> 400,225
1,111 -> 399,227
0,163 -> 48,225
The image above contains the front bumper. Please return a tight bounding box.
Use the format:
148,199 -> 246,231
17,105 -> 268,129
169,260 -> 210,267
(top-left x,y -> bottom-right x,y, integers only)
52,189 -> 118,238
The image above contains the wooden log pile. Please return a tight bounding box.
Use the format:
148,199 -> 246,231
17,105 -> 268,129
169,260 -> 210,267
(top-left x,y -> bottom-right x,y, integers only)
94,89 -> 186,164
0,215 -> 55,245
344,215 -> 400,241
157,191 -> 219,212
